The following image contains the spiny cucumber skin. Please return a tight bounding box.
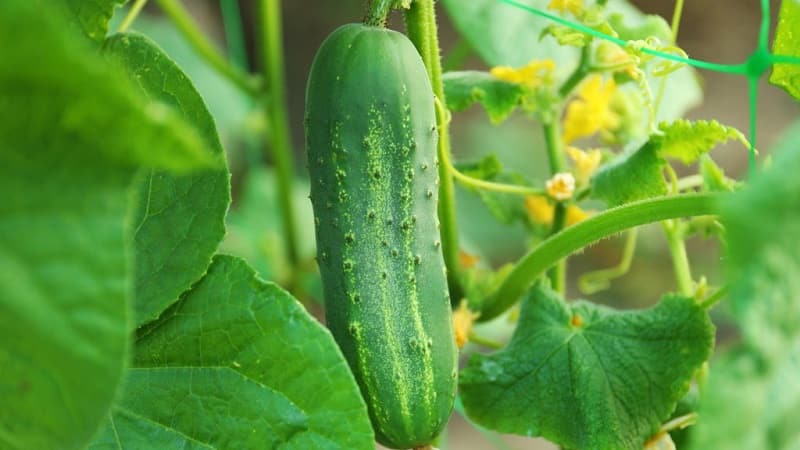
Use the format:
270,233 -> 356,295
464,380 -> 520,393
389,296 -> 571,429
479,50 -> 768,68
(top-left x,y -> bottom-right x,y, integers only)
305,23 -> 457,449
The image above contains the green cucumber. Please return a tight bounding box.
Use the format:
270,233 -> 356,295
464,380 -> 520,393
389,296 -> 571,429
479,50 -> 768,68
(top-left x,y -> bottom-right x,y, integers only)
305,23 -> 457,449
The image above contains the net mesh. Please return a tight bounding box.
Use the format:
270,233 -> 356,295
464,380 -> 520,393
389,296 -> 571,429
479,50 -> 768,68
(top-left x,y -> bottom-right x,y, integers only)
499,0 -> 800,175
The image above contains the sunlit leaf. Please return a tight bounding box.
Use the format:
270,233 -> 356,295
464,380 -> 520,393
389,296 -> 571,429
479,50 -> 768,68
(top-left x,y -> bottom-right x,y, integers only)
460,285 -> 714,450
89,256 -> 375,450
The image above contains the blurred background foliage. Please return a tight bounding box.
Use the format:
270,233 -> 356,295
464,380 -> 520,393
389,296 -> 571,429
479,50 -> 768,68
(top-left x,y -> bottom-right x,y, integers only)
112,1 -> 798,448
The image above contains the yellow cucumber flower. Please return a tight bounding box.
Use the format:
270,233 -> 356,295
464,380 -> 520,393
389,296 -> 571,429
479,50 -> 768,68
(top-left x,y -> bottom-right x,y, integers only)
491,59 -> 556,89
566,146 -> 602,183
524,195 -> 555,225
453,301 -> 479,349
547,0 -> 584,15
566,205 -> 593,226
562,75 -> 620,144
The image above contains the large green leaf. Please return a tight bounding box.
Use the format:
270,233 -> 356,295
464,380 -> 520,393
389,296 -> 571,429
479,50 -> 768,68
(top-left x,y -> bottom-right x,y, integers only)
89,255 -> 374,450
688,121 -> 800,449
443,71 -> 527,123
689,343 -> 800,450
721,120 -> 800,361
105,33 -> 231,327
460,285 -> 714,450
771,0 -> 800,101
0,2 -> 212,449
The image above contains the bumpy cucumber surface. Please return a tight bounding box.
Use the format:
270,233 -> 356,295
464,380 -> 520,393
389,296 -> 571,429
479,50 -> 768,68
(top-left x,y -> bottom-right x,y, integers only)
305,23 -> 457,449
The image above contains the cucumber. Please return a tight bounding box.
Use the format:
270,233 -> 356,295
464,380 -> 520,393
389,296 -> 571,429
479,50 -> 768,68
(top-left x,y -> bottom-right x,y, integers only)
305,23 -> 457,449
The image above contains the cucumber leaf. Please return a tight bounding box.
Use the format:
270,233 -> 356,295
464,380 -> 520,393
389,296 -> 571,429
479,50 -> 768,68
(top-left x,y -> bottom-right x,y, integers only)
105,33 -> 231,327
652,120 -> 746,165
689,121 -> 800,449
443,71 -> 527,123
61,0 -> 127,42
0,2 -> 211,448
88,255 -> 375,450
460,285 -> 714,450
592,141 -> 667,206
721,120 -> 800,362
770,0 -> 800,101
593,120 -> 744,206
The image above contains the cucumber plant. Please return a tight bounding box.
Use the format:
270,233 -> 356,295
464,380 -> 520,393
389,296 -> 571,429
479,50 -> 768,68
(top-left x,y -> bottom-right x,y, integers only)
1,0 -> 800,449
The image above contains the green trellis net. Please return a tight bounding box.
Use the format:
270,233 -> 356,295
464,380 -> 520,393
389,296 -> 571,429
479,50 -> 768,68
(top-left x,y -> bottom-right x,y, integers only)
499,0 -> 800,175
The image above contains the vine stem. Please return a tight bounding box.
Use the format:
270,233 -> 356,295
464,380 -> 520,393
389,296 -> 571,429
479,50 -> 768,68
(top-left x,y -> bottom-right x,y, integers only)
653,0 -> 684,116
257,0 -> 301,268
663,222 -> 693,296
365,0 -> 393,27
479,193 -> 721,321
405,0 -> 464,304
154,0 -> 260,95
118,0 -> 149,33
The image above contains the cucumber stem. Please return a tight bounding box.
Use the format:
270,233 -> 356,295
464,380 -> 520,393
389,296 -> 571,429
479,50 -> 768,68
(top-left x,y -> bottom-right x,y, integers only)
365,0 -> 393,27
479,193 -> 721,322
405,0 -> 465,305
257,0 -> 301,269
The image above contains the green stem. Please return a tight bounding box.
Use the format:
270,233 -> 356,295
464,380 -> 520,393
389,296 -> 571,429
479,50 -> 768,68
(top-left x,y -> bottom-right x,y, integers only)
365,0 -> 393,27
118,0 -> 149,33
578,228 -> 638,295
542,120 -> 567,293
405,0 -> 464,305
468,332 -> 505,350
155,0 -> 260,95
547,203 -> 567,293
258,0 -> 300,268
558,45 -> 592,98
543,119 -> 566,175
663,222 -> 693,296
654,0 -> 685,116
448,162 -> 544,196
479,193 -> 721,321
700,284 -> 729,309
220,0 -> 249,69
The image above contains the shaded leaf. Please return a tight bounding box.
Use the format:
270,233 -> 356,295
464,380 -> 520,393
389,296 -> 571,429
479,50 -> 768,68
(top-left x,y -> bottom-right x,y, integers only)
770,0 -> 800,101
460,285 -> 714,450
443,71 -> 526,123
721,120 -> 800,362
0,2 -> 210,448
105,33 -> 231,327
689,343 -> 800,450
592,141 -> 667,206
62,0 -> 127,42
88,255 -> 374,450
689,121 -> 800,449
